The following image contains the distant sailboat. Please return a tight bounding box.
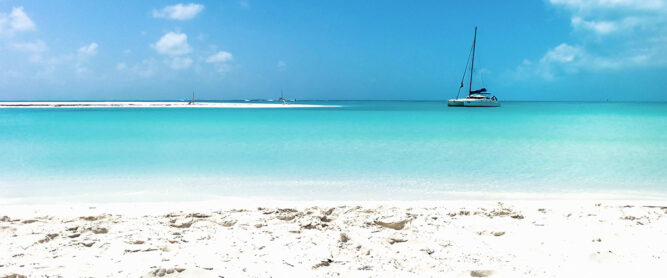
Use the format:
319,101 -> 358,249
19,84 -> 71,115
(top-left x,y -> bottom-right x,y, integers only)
448,27 -> 500,107
278,89 -> 288,105
188,91 -> 195,105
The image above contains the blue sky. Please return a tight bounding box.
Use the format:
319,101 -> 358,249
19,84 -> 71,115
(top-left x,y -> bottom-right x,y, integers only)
0,0 -> 665,101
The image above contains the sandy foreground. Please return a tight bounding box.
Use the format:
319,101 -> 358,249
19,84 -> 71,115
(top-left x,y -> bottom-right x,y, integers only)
1,200 -> 666,277
0,102 -> 338,108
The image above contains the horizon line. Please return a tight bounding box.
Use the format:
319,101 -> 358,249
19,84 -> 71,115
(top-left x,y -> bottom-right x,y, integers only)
0,100 -> 665,103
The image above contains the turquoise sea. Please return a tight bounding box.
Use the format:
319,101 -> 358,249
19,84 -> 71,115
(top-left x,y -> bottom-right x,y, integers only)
1,101 -> 665,202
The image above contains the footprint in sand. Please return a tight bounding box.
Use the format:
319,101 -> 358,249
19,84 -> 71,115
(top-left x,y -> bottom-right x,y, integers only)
374,219 -> 409,230
141,267 -> 186,277
2,274 -> 28,278
470,270 -> 493,277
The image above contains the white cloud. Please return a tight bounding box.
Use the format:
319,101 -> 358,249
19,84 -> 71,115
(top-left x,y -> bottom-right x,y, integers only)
541,43 -> 583,64
9,7 -> 36,31
205,51 -> 234,74
0,6 -> 36,34
240,1 -> 251,9
549,0 -> 664,12
152,3 -> 204,20
514,42 -> 660,80
529,43 -> 587,80
550,0 -> 666,35
512,0 -> 667,80
571,17 -> 617,34
167,57 -> 193,70
11,40 -> 46,53
73,43 -> 98,76
116,62 -> 127,70
152,32 -> 191,56
77,43 -> 98,56
206,51 -> 233,63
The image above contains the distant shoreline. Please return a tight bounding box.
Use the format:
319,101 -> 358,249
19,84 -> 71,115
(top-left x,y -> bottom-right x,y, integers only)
0,101 -> 338,108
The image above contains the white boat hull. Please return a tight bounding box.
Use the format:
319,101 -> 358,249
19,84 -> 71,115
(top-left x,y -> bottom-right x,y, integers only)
447,99 -> 465,106
448,98 -> 500,107
464,99 -> 500,107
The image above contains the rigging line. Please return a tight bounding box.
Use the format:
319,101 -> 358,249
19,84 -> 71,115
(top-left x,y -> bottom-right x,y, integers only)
456,42 -> 474,99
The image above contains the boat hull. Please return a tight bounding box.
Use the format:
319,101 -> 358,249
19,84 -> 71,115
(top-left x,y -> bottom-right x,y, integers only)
448,99 -> 500,107
447,99 -> 465,106
463,100 -> 500,107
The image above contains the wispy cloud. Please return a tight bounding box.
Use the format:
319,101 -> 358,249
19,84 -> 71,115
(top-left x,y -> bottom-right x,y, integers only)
277,60 -> 286,71
116,59 -> 159,78
549,0 -> 664,12
550,0 -> 666,38
152,32 -> 191,56
11,40 -> 46,53
152,3 -> 204,21
10,39 -> 48,64
77,43 -> 98,57
27,53 -> 74,80
167,56 -> 193,70
571,17 -> 617,34
75,43 -> 98,75
0,6 -> 36,34
205,51 -> 234,74
206,51 -> 233,63
148,32 -> 199,71
511,0 -> 667,80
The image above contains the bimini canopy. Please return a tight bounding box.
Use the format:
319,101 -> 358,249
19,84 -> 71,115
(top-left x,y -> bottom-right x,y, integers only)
470,88 -> 487,94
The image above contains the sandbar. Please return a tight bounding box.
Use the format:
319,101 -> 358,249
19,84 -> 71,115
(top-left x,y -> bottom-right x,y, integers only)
0,102 -> 338,108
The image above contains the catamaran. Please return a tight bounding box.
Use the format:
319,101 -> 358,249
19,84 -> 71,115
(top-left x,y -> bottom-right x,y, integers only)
448,27 -> 500,107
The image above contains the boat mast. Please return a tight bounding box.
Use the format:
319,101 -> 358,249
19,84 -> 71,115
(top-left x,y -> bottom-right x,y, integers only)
280,88 -> 287,104
469,26 -> 477,95
190,90 -> 195,105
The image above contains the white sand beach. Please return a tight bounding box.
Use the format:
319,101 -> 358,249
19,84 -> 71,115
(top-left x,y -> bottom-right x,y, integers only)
0,102 -> 338,108
1,200 -> 665,277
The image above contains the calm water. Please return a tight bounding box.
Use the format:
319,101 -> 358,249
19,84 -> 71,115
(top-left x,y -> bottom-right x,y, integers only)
1,101 -> 665,202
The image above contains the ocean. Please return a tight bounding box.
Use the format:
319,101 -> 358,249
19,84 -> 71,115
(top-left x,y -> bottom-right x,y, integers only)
1,101 -> 665,202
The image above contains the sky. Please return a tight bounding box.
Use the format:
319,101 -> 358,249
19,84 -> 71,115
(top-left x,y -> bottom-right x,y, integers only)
0,0 -> 665,101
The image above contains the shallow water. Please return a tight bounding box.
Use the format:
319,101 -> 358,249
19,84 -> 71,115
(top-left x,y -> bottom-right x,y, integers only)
1,101 -> 665,202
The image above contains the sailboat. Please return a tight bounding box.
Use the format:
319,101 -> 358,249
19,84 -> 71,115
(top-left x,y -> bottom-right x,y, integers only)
448,27 -> 500,107
188,90 -> 195,105
277,89 -> 288,105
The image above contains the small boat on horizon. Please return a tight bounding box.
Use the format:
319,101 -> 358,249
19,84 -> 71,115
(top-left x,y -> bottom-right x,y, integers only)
188,90 -> 196,105
277,89 -> 296,104
278,89 -> 288,105
448,27 -> 500,107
